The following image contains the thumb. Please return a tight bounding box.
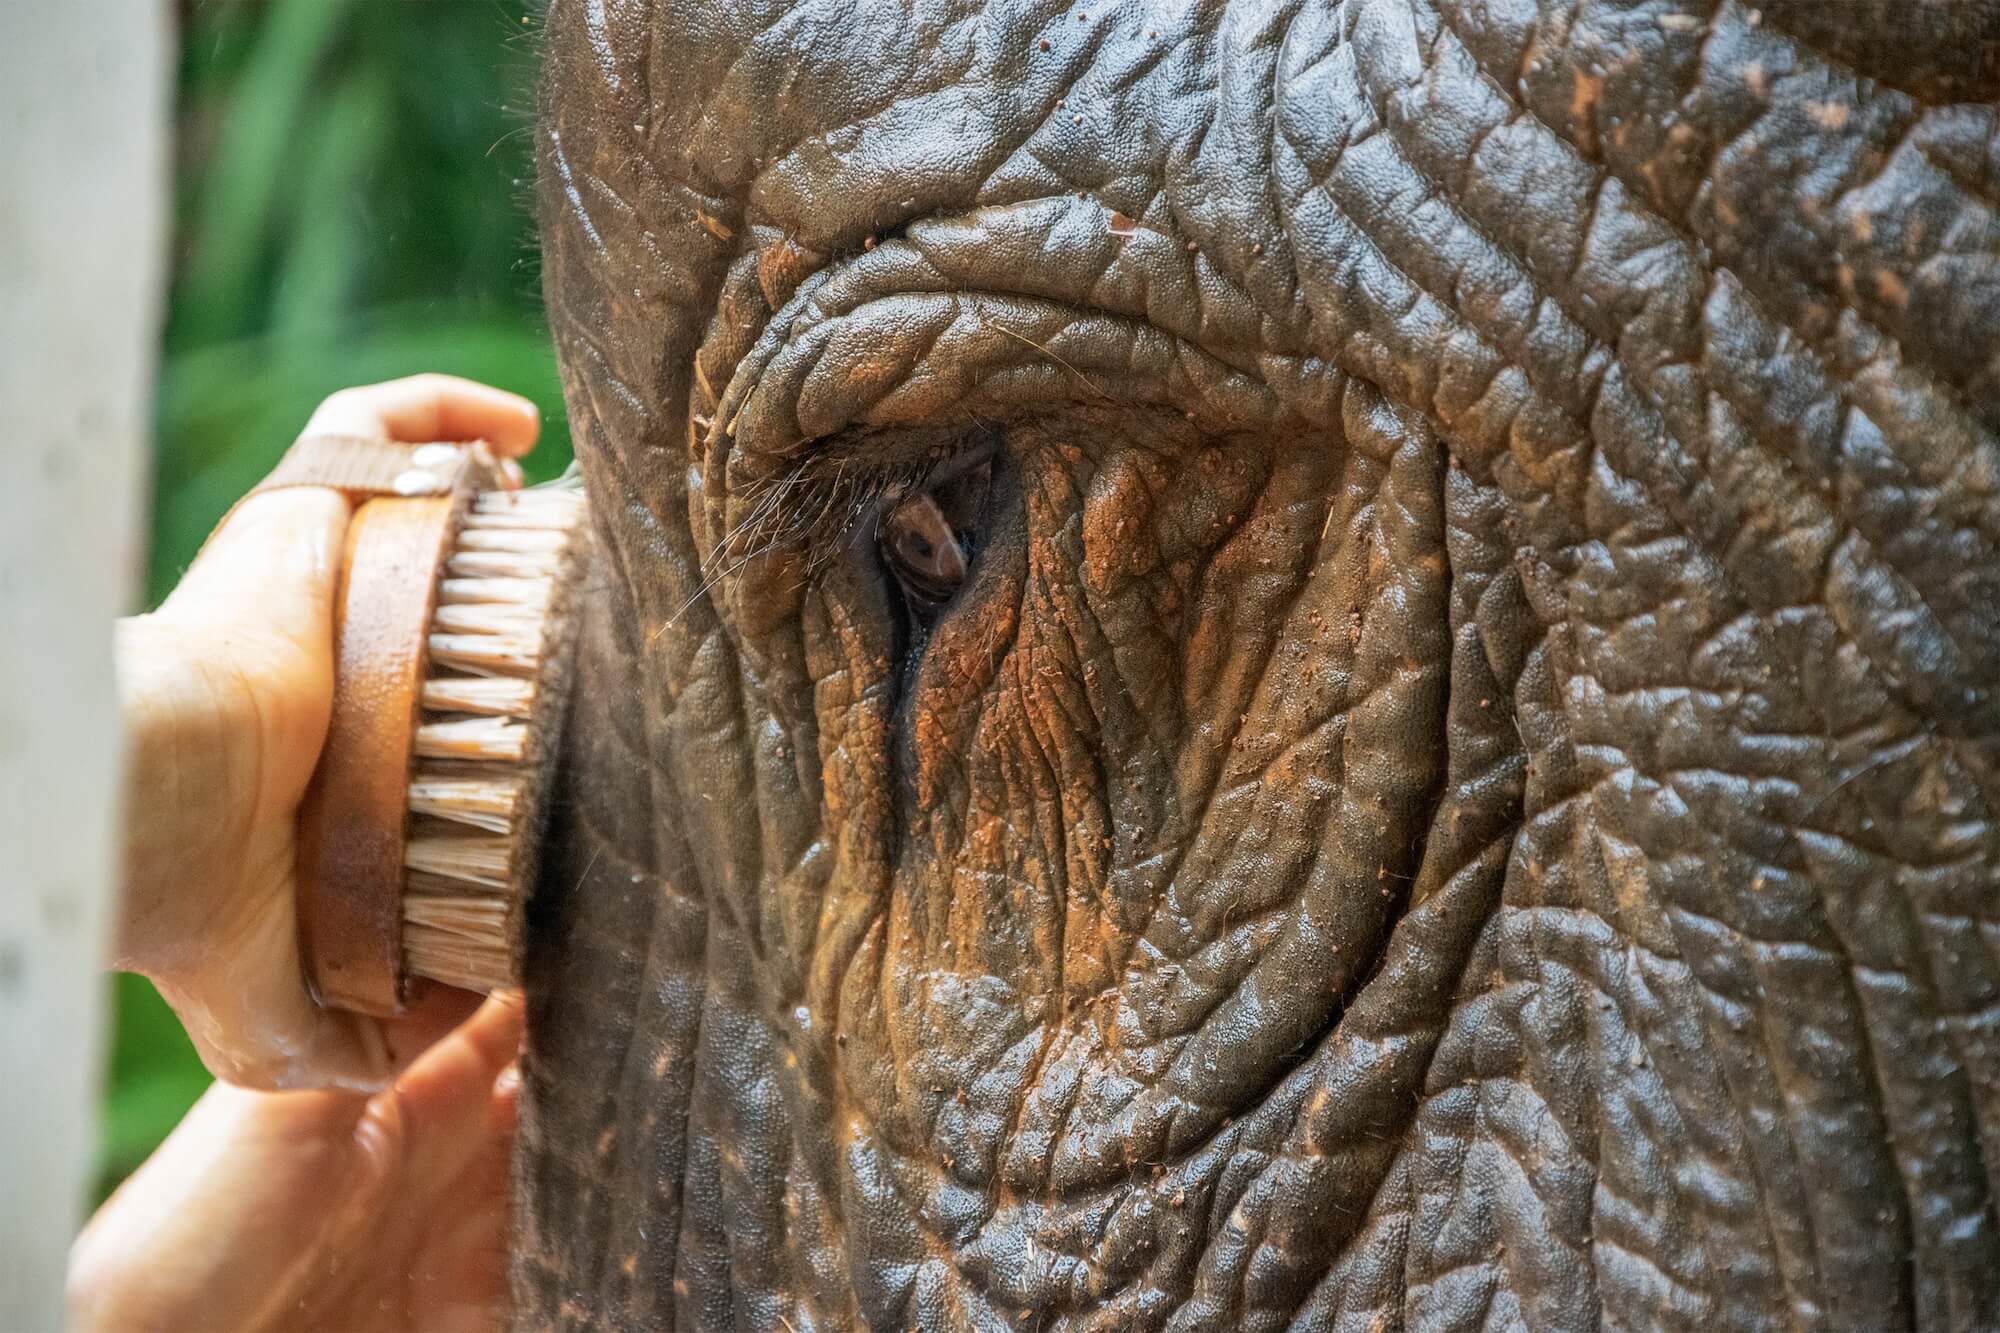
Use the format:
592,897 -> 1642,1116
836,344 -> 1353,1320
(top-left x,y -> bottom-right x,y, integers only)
145,487 -> 352,821
162,488 -> 349,645
155,876 -> 397,1093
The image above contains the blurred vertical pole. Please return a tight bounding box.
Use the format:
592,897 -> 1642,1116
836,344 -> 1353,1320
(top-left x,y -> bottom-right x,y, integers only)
0,3 -> 169,1327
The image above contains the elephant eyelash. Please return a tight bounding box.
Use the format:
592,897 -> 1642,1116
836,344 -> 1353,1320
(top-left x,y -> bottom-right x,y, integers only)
724,422 -> 1002,577
722,454 -> 936,577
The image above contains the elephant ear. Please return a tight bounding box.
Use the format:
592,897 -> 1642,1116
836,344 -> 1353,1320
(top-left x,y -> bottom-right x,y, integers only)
1755,0 -> 2000,103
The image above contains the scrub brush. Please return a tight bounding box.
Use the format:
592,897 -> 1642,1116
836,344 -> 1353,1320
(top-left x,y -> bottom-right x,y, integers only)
277,438 -> 589,1016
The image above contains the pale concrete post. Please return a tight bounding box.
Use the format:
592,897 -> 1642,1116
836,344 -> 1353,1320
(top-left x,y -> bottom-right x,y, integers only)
0,6 -> 170,1328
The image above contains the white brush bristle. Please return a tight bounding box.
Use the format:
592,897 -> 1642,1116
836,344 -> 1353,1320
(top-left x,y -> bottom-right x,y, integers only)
401,485 -> 584,994
433,602 -> 545,635
408,775 -> 522,832
420,676 -> 535,717
440,577 -> 552,608
414,716 -> 527,761
429,631 -> 547,677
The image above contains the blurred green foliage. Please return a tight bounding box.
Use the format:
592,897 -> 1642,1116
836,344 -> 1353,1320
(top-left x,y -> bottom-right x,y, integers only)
102,0 -> 565,1194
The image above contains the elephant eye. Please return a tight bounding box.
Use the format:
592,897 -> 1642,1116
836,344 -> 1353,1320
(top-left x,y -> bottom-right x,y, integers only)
882,494 -> 965,606
878,457 -> 991,614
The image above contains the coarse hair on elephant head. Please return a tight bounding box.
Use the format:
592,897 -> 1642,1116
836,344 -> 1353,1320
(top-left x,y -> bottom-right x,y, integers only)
516,1 -> 2000,1329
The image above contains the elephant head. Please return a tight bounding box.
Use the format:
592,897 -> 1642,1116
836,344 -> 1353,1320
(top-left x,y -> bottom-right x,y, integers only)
517,1 -> 2000,1327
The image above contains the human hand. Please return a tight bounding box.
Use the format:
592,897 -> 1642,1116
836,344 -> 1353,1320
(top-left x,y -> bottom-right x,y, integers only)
69,992 -> 523,1333
114,375 -> 539,1090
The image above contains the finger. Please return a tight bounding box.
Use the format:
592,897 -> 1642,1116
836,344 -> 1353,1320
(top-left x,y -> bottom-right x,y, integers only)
461,991 -> 528,1071
303,374 -> 541,456
165,487 -> 348,626
362,994 -> 523,1197
377,1034 -> 522,1331
158,875 -> 399,1094
379,982 -> 486,1071
137,490 -> 348,869
393,991 -> 525,1126
115,491 -> 349,987
68,1080 -> 378,1333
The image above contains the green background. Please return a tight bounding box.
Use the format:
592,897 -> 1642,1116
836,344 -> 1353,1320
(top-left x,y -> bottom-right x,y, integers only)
104,0 -> 567,1195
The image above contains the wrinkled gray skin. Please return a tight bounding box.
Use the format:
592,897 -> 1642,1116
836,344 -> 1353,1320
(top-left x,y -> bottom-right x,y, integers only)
516,0 -> 2000,1328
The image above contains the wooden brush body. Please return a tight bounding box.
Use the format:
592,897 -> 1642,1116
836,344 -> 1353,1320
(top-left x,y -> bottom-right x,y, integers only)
295,452 -> 587,1016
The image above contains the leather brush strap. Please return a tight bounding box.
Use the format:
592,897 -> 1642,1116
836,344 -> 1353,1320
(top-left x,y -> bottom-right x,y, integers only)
203,434 -> 502,542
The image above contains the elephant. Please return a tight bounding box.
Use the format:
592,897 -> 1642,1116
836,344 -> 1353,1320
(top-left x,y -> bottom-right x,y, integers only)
514,0 -> 2000,1327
